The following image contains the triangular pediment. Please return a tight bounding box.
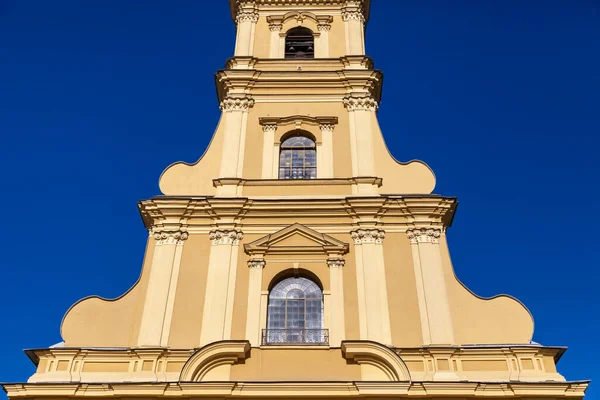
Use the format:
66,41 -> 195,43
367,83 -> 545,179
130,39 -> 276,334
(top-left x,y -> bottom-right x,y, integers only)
244,223 -> 349,256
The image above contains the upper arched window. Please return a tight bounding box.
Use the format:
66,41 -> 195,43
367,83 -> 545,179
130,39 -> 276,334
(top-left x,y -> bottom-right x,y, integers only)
285,27 -> 314,59
279,134 -> 317,180
265,276 -> 325,344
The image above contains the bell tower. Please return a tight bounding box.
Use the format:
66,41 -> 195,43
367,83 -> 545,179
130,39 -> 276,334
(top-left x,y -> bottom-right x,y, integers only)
159,0 -> 435,198
2,2 -> 588,400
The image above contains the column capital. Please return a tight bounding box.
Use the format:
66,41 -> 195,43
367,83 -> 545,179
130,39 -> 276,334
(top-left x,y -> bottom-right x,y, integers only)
317,23 -> 332,32
342,5 -> 366,24
319,123 -> 335,133
406,228 -> 443,244
343,95 -> 378,111
327,257 -> 345,268
235,5 -> 259,25
269,22 -> 283,31
220,96 -> 255,112
248,258 -> 266,269
210,229 -> 244,245
262,123 -> 278,133
351,228 -> 385,245
152,229 -> 189,245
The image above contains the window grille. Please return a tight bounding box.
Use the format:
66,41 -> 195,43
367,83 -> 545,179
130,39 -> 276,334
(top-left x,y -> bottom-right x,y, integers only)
279,135 -> 317,180
265,277 -> 326,345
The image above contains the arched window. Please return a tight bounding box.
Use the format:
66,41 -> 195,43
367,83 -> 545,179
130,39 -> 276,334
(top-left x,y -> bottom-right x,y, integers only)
264,276 -> 325,344
285,27 -> 314,59
279,135 -> 317,180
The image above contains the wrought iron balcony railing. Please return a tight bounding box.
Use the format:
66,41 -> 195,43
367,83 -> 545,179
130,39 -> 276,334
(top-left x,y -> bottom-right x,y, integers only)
261,329 -> 329,346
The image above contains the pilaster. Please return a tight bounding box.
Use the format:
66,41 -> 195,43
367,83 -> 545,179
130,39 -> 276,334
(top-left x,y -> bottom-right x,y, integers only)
137,229 -> 189,347
351,228 -> 392,345
407,227 -> 455,345
234,3 -> 258,56
268,21 -> 283,58
218,96 -> 254,195
200,229 -> 244,346
245,258 -> 266,347
344,95 -> 378,193
316,19 -> 332,58
343,2 -> 366,55
261,124 -> 278,179
327,257 -> 346,346
319,123 -> 335,178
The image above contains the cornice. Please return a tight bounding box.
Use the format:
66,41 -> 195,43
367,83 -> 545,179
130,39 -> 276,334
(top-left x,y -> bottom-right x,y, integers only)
229,0 -> 371,23
3,380 -> 589,398
259,115 -> 338,127
225,56 -> 374,71
214,69 -> 382,105
137,195 -> 458,234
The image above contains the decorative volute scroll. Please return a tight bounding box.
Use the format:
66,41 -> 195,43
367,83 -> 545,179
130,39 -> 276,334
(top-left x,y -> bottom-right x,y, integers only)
179,341 -> 251,382
342,341 -> 412,382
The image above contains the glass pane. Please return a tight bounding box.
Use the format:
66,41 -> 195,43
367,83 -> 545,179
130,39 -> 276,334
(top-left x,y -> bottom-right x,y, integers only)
281,136 -> 315,148
287,289 -> 304,299
291,150 -> 304,167
286,299 -> 305,329
305,150 -> 316,166
267,299 -> 286,329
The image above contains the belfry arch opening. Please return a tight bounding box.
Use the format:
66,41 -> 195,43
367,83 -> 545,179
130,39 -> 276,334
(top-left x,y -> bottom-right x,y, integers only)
285,27 -> 314,59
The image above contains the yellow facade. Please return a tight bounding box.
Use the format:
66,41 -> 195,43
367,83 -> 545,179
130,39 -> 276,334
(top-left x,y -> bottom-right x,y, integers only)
2,1 -> 588,399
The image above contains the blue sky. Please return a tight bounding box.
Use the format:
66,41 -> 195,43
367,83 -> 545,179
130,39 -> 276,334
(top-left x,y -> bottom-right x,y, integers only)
0,0 -> 598,397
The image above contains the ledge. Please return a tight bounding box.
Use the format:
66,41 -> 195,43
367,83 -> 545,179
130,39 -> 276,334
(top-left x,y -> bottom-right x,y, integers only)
2,380 -> 589,398
213,177 -> 383,188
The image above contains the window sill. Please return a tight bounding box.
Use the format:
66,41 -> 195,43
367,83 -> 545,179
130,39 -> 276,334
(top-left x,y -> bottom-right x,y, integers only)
259,344 -> 330,350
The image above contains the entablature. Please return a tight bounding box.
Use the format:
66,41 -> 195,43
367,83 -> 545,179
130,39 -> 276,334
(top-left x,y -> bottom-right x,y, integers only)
228,0 -> 372,24
226,56 -> 374,71
215,69 -> 382,104
137,195 -> 457,235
